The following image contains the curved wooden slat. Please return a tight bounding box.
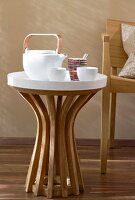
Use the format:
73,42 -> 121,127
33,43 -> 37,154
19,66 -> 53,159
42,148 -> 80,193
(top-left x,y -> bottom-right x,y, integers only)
45,95 -> 56,198
65,92 -> 97,194
19,93 -> 42,193
58,96 -> 76,197
72,129 -> 84,192
55,96 -> 63,176
31,95 -> 50,196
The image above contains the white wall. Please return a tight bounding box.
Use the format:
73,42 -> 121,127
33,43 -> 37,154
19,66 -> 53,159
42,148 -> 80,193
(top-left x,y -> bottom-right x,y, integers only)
0,0 -> 135,139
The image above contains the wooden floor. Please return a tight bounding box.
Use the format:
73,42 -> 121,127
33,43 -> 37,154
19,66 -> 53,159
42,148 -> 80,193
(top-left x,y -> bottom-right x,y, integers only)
1,144 -> 135,200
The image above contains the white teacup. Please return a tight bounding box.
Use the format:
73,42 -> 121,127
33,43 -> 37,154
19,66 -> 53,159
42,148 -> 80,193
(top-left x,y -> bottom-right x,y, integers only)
47,67 -> 67,81
77,66 -> 98,81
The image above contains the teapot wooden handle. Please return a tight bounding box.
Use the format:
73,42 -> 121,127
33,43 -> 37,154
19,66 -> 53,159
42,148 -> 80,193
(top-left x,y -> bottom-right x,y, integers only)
23,33 -> 62,53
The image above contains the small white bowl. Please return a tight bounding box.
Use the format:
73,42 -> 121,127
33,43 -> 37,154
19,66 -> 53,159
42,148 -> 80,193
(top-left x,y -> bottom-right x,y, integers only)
47,67 -> 67,82
77,66 -> 98,81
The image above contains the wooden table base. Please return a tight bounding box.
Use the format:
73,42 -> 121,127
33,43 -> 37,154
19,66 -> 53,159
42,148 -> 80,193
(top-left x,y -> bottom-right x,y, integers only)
20,92 -> 97,198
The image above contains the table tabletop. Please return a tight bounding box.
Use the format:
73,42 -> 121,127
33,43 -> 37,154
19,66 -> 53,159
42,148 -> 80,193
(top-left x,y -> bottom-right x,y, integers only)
7,71 -> 107,92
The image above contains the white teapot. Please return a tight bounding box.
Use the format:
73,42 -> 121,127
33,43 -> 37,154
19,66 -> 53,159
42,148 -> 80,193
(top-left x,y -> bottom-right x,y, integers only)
23,33 -> 67,81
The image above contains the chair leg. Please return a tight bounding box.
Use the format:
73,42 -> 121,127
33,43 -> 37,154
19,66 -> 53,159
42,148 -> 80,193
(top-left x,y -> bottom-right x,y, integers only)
100,88 -> 110,174
109,93 -> 117,148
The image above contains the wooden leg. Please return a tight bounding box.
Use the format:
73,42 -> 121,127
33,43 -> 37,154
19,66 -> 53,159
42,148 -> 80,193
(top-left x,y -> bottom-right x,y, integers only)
45,96 -> 55,198
72,130 -> 84,192
55,96 -> 63,176
110,93 -> 117,148
101,88 -> 110,174
32,95 -> 50,196
65,93 -> 96,195
58,96 -> 76,197
19,93 -> 42,193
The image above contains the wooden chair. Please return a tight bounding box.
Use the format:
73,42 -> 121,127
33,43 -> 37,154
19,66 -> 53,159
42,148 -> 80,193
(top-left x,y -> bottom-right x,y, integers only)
100,19 -> 135,174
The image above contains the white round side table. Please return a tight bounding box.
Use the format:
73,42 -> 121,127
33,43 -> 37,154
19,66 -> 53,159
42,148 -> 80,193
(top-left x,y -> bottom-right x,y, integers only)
7,71 -> 107,198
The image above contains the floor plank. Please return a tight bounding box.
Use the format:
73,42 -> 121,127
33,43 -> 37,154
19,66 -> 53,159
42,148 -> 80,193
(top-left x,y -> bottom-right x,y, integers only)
0,144 -> 135,199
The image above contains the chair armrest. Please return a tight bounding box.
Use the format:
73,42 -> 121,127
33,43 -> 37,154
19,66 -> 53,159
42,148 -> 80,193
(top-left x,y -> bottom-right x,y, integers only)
102,33 -> 111,80
102,33 -> 110,42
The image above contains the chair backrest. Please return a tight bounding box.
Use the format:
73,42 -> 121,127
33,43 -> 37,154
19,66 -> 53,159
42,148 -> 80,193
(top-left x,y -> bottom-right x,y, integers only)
106,19 -> 135,68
